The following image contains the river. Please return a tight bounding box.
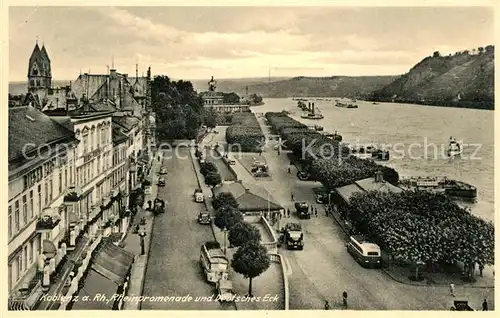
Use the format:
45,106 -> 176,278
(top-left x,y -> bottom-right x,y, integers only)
250,98 -> 494,222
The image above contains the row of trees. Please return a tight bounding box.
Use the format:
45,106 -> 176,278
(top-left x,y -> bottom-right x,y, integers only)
199,161 -> 222,187
343,190 -> 494,280
152,76 -> 204,140
265,112 -> 399,185
225,113 -> 265,152
211,192 -> 271,296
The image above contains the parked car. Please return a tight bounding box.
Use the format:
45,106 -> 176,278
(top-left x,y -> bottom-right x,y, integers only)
194,189 -> 204,202
198,211 -> 211,225
159,166 -> 168,174
158,177 -> 166,187
216,279 -> 235,302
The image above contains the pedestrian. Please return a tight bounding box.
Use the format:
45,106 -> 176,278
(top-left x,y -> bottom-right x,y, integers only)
482,299 -> 488,311
449,283 -> 455,297
287,166 -> 291,173
287,208 -> 290,218
147,200 -> 152,210
324,300 -> 330,310
291,192 -> 294,201
325,206 -> 329,216
315,208 -> 318,217
478,262 -> 484,277
342,291 -> 348,309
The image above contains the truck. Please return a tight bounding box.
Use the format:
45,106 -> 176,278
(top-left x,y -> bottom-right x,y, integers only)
279,222 -> 304,250
295,201 -> 311,219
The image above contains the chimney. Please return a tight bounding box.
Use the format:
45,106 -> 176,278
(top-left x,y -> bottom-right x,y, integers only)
110,69 -> 117,79
375,171 -> 384,183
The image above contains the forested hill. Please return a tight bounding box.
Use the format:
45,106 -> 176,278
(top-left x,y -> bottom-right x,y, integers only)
368,46 -> 495,110
246,76 -> 397,98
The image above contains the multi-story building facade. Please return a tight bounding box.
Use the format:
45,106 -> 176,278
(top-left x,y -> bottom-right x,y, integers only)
8,106 -> 79,308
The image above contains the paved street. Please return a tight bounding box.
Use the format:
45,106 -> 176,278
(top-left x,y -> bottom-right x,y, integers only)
202,118 -> 495,310
142,148 -> 235,310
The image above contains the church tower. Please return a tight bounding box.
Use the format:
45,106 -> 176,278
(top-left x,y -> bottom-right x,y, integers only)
27,41 -> 52,91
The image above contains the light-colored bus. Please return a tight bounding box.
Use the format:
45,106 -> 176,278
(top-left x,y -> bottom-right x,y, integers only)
200,242 -> 229,283
346,235 -> 382,268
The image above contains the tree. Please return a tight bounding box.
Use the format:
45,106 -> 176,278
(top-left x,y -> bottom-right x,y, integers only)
478,47 -> 485,54
205,171 -> 222,187
231,241 -> 270,297
228,221 -> 261,247
152,76 -> 203,140
212,192 -> 239,211
200,162 -> 217,176
432,51 -> 441,58
223,92 -> 240,104
214,206 -> 243,230
204,108 -> 217,129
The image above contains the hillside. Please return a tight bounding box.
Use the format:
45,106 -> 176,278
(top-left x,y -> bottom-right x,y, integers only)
369,46 -> 495,110
9,80 -> 71,95
246,76 -> 398,98
189,77 -> 290,95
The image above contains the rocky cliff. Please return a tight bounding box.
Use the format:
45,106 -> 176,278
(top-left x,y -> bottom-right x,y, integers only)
369,46 -> 495,110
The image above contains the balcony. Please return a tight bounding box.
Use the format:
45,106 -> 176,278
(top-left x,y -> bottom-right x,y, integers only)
64,186 -> 83,202
36,209 -> 61,232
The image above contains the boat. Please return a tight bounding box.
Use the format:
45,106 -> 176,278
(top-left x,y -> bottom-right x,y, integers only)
398,176 -> 477,199
300,102 -> 324,119
322,131 -> 342,142
447,136 -> 462,157
335,101 -> 358,109
301,112 -> 324,120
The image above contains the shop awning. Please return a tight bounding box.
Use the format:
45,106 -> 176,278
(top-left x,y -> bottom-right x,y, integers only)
91,238 -> 134,285
42,240 -> 57,258
71,270 -> 116,310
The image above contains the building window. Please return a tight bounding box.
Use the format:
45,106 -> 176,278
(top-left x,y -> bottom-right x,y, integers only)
59,172 -> 62,193
38,184 -> 42,211
44,182 -> 48,206
22,195 -> 28,225
29,190 -> 33,219
18,254 -> 23,275
8,264 -> 12,292
83,133 -> 89,154
23,246 -> 28,271
49,179 -> 53,202
14,201 -> 20,232
28,242 -> 32,264
8,206 -> 12,238
70,166 -> 73,185
65,168 -> 68,189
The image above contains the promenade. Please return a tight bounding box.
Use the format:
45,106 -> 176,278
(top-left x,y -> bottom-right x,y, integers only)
191,145 -> 285,310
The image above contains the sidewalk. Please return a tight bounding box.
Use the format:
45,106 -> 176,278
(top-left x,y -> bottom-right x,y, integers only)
122,159 -> 160,310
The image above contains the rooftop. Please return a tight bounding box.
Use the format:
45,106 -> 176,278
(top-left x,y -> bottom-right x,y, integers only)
9,106 -> 77,163
213,181 -> 282,212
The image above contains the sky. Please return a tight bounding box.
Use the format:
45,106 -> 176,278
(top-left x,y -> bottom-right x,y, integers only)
8,6 -> 495,81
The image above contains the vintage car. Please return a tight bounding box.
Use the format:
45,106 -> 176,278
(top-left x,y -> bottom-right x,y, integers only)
158,177 -> 166,187
153,198 -> 166,214
198,211 -> 211,225
159,166 -> 168,174
194,189 -> 204,202
216,279 -> 235,302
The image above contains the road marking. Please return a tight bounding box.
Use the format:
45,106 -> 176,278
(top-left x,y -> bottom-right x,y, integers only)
283,255 -> 293,275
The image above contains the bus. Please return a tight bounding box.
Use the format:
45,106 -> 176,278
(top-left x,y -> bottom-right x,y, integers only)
200,242 -> 229,283
346,235 -> 382,268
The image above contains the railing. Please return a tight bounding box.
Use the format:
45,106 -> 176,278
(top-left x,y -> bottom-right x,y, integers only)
268,253 -> 290,310
260,216 -> 278,253
58,234 -> 103,310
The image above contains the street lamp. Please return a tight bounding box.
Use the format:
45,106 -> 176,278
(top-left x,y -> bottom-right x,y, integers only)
223,227 -> 228,256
